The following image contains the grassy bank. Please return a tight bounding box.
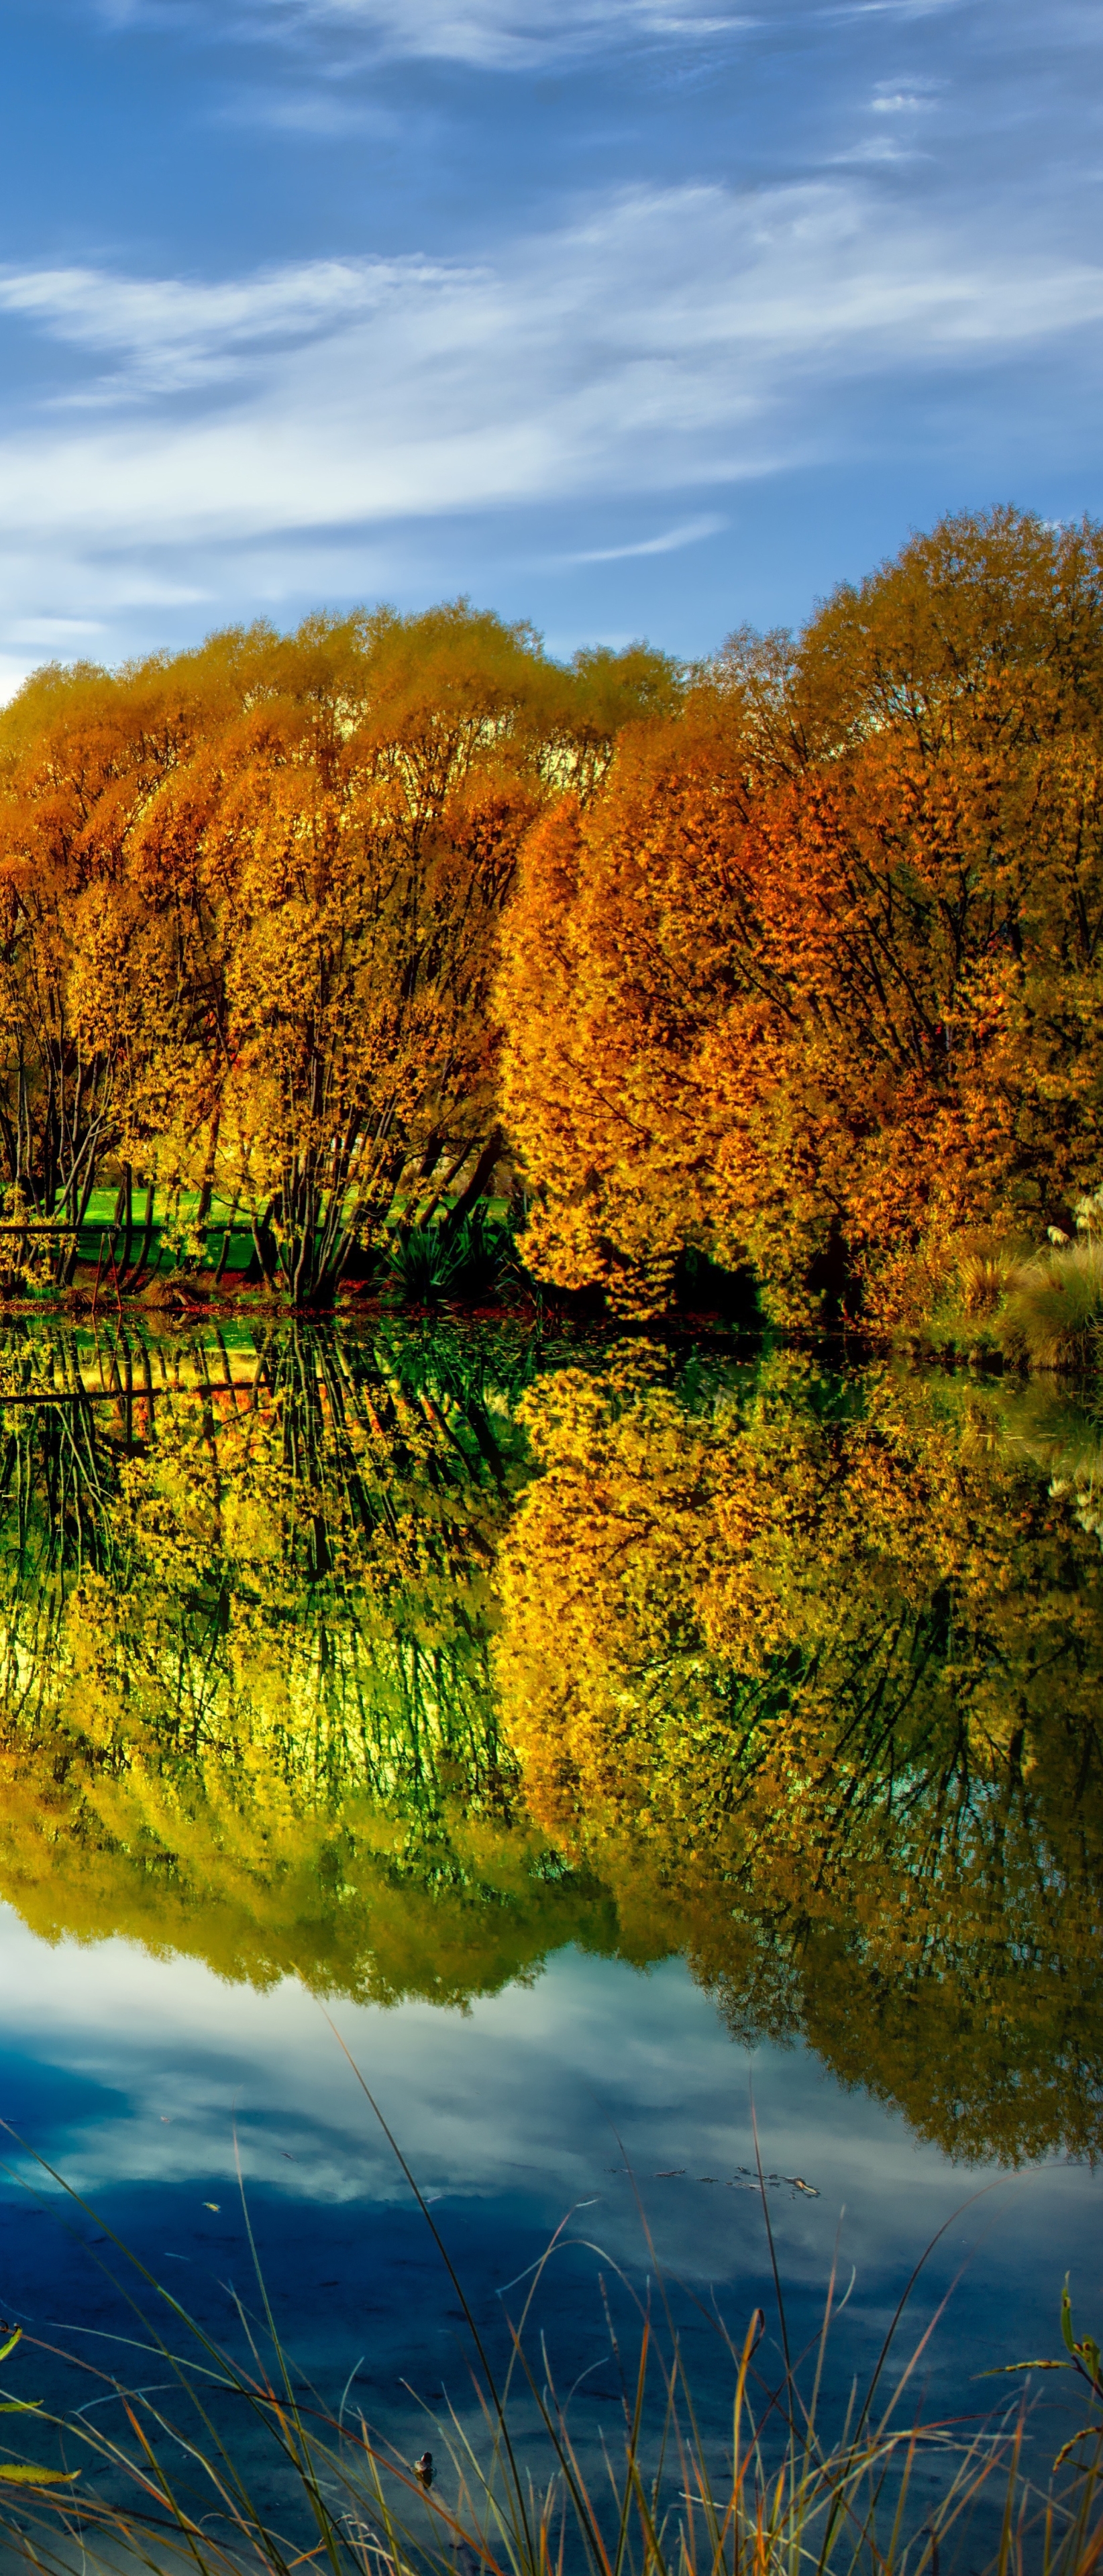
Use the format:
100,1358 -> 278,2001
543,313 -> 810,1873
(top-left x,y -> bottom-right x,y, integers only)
0,1192 -> 525,1316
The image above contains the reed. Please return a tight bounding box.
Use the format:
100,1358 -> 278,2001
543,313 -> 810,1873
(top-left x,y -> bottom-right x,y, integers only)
0,2090 -> 1098,2576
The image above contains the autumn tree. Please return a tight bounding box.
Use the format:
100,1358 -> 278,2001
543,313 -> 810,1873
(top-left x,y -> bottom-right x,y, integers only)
0,643 -> 248,1274
498,508 -> 1103,1320
200,610 -> 679,1298
0,606 -> 676,1299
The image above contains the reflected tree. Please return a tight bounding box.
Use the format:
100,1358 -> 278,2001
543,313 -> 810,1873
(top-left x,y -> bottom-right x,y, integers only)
496,1350 -> 1103,2163
1,1316 -> 1100,2165
0,1316 -> 611,2000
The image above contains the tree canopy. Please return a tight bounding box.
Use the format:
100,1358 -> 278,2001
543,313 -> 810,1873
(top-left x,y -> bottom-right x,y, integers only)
0,607 -> 677,1303
498,508 -> 1103,1320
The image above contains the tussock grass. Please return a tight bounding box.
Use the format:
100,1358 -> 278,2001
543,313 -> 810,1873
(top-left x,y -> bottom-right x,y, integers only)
902,1230 -> 1036,1362
1000,1243 -> 1103,1375
955,1235 -> 1037,1322
907,1220 -> 1103,1375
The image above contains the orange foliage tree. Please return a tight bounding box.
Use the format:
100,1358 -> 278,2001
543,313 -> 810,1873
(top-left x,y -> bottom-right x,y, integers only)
0,612 -> 678,1299
498,508 -> 1103,1320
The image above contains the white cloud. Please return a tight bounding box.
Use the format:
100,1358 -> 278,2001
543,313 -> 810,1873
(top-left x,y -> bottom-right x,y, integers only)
568,514 -> 727,562
97,0 -> 753,68
0,174 -> 1100,663
0,256 -> 454,398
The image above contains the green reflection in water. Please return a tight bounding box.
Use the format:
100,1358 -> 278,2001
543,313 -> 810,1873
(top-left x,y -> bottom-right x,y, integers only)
0,1318 -> 615,2002
0,1320 -> 1100,2166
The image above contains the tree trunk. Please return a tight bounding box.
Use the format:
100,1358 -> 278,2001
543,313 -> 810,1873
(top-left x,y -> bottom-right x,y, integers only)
121,1172 -> 157,1291
441,1127 -> 505,1238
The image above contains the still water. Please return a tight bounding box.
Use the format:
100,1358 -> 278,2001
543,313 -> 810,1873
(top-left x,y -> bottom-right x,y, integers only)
0,1318 -> 1098,2517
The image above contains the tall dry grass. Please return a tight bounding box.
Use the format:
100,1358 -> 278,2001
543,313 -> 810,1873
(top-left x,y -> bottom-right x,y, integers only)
0,2084 -> 1098,2576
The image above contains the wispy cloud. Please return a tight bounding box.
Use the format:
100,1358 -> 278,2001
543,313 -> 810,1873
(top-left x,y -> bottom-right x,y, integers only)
869,85 -> 935,110
96,0 -> 754,67
0,171 -> 1100,669
1,177 -> 1100,490
567,515 -> 727,563
0,257 -> 458,398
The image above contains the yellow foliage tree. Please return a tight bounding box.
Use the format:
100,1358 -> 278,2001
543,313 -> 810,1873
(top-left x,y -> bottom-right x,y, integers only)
495,1347 -> 1103,2161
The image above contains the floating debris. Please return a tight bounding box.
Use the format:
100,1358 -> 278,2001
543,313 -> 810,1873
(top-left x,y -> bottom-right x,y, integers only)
724,2166 -> 821,2196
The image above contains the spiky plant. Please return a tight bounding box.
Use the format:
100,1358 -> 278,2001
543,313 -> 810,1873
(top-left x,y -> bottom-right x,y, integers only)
953,1231 -> 1036,1319
387,1212 -> 513,1305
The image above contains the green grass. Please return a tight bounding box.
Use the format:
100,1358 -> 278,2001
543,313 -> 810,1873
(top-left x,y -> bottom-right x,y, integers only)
55,1195 -> 522,1296
70,1190 -> 255,1278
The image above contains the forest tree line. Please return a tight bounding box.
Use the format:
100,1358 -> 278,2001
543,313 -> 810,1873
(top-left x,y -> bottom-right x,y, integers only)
2,504 -> 1102,1320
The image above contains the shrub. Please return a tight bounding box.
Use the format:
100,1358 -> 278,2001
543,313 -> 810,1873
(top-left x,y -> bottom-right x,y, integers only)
1000,1240 -> 1103,1372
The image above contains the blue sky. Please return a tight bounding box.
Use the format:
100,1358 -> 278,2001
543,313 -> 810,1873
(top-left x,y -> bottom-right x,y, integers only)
0,0 -> 1100,685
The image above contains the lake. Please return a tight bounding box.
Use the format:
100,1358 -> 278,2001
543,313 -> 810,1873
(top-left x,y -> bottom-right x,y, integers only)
0,1316 -> 1098,2551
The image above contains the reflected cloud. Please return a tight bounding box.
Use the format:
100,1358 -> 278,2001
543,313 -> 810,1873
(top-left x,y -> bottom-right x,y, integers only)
0,1905 -> 1065,2292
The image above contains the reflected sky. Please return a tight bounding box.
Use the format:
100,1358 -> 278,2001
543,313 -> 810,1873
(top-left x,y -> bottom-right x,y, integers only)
0,1915 -> 1096,2466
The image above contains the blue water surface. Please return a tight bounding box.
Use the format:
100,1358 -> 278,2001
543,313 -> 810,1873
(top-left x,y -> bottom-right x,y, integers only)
0,1923 -> 1095,2541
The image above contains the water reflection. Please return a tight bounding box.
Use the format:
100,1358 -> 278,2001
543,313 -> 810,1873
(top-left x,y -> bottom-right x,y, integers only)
0,1319 -> 611,2000
0,1320 -> 1099,2167
500,1352 -> 1103,2165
